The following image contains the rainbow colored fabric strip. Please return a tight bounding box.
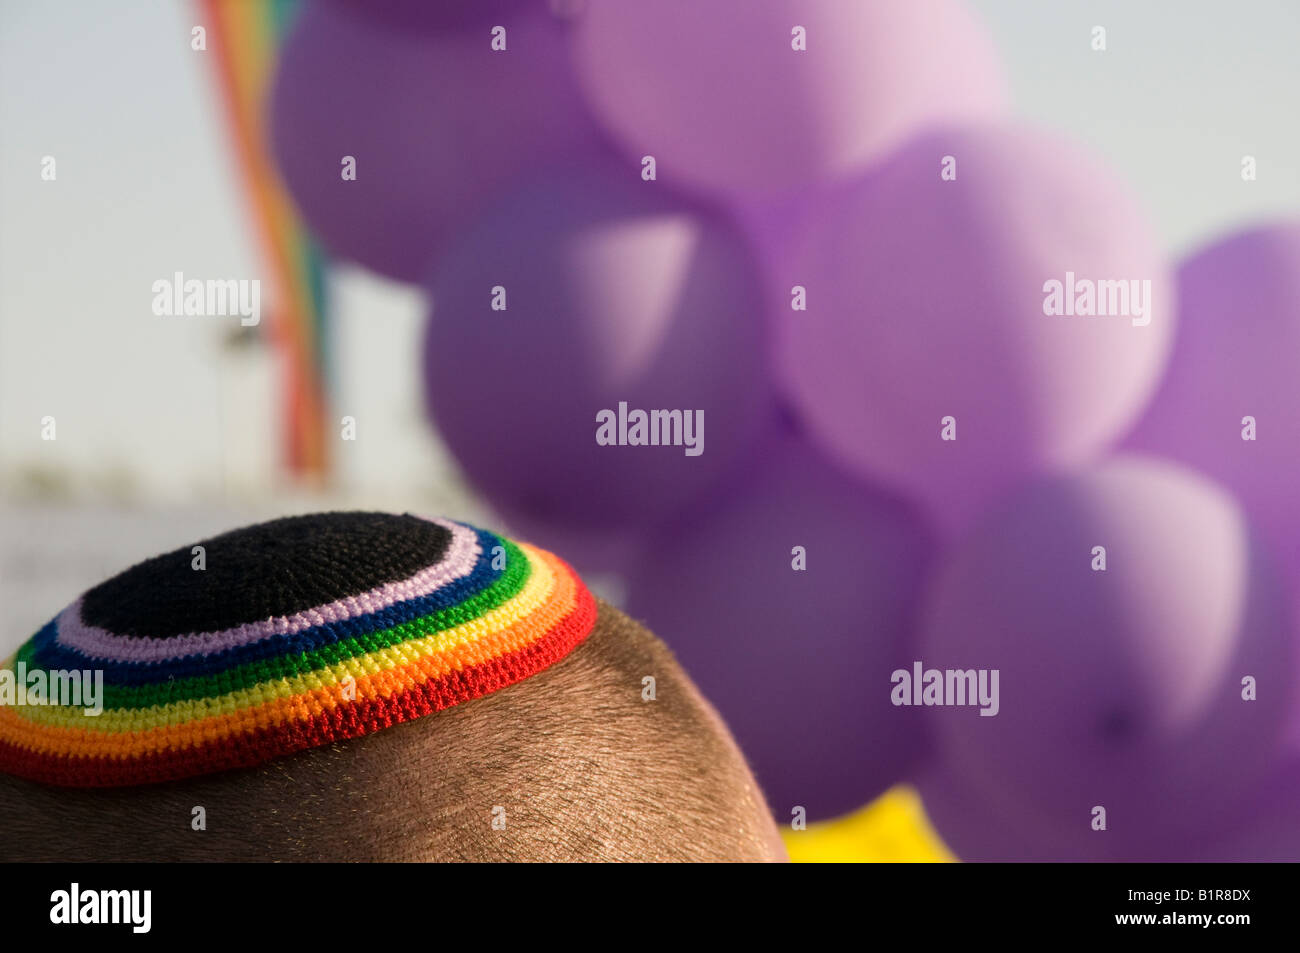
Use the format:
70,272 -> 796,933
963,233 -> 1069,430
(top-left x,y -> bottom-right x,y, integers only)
200,0 -> 332,477
0,520 -> 596,787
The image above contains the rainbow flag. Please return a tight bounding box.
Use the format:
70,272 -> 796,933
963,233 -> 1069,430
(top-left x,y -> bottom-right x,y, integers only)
198,0 -> 331,480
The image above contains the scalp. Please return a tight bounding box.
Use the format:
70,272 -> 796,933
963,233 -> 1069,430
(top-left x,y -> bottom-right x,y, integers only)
0,602 -> 786,862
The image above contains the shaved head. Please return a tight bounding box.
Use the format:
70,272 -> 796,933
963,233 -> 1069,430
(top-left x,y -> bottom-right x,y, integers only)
0,601 -> 787,862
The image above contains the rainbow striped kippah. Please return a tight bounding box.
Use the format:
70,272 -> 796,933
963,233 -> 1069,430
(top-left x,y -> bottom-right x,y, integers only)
0,513 -> 597,787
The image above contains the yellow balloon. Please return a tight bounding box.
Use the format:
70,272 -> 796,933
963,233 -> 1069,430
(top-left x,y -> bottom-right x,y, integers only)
783,786 -> 956,863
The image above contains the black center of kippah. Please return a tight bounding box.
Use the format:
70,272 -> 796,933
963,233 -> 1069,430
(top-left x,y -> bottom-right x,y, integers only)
80,512 -> 452,639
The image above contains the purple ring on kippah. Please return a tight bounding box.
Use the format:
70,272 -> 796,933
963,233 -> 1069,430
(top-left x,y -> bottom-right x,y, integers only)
51,517 -> 481,663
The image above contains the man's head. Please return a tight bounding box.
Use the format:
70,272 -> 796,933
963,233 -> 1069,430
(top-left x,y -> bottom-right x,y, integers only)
0,512 -> 785,861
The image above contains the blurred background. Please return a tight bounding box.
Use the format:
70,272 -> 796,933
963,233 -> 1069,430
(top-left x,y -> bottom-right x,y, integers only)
1,0 -> 1297,861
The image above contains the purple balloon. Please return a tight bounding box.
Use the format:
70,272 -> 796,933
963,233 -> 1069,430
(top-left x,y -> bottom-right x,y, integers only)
917,765 -> 1092,862
422,160 -> 773,532
919,457 -> 1296,860
775,123 -> 1176,536
936,748 -> 1300,864
624,426 -> 936,820
1190,753 -> 1300,862
916,756 -> 1295,863
492,500 -> 646,580
1122,223 -> 1300,595
572,0 -> 1007,200
323,0 -> 543,32
270,1 -> 605,282
916,763 -> 1212,862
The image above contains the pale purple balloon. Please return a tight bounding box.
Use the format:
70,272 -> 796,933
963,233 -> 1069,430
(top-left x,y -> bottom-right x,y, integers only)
624,426 -> 936,821
919,457 -> 1296,860
776,123 -> 1176,536
571,0 -> 1007,201
422,160 -> 773,532
270,1 -> 605,282
1122,223 -> 1300,595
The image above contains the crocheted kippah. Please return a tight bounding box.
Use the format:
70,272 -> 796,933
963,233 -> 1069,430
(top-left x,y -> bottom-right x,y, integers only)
0,513 -> 597,787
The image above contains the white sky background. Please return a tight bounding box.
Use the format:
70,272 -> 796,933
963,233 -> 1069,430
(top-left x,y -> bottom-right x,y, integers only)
0,0 -> 1297,639
0,0 -> 464,508
969,0 -> 1299,242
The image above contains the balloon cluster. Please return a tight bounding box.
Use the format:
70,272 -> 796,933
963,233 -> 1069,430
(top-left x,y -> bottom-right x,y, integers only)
271,0 -> 1300,856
